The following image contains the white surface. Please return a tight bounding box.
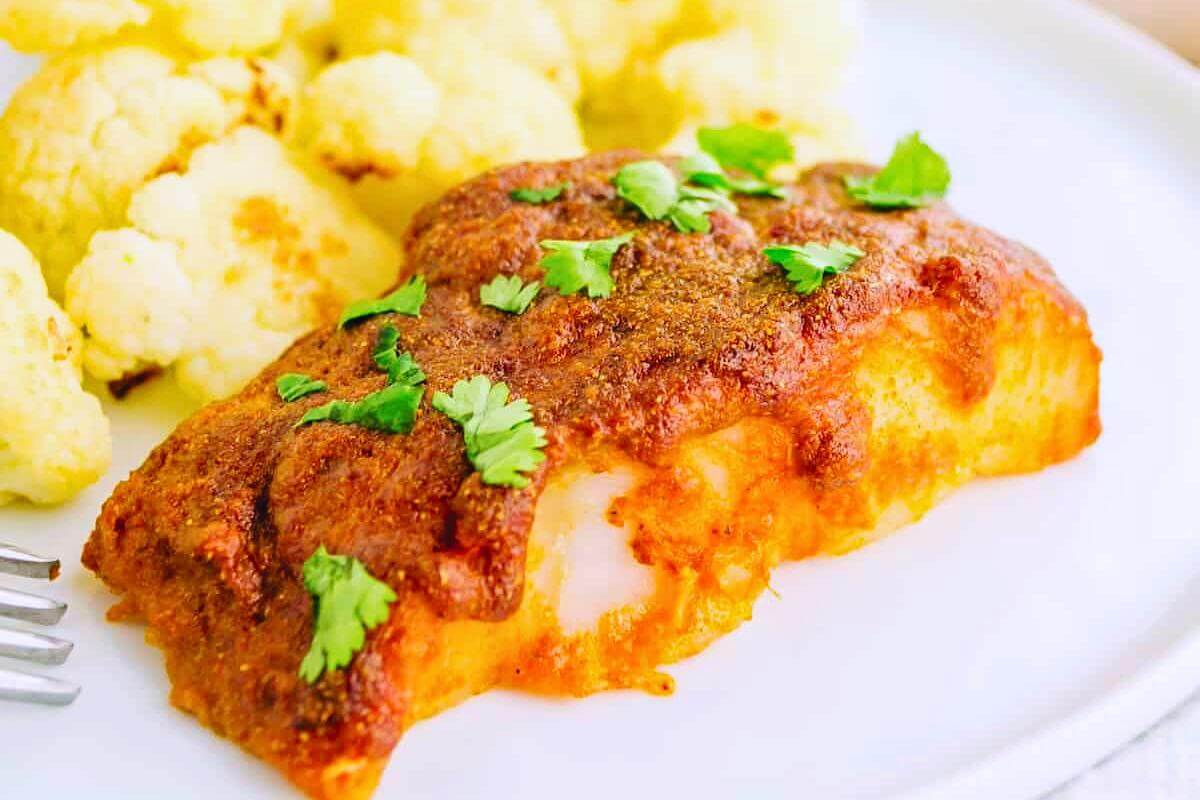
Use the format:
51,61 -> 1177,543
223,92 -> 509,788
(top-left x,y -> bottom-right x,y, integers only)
1053,689 -> 1200,799
2,0 -> 1199,798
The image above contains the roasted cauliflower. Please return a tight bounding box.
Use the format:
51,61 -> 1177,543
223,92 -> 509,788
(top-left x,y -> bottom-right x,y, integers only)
316,0 -> 856,233
332,0 -> 579,101
0,0 -> 857,411
0,230 -> 110,505
0,0 -> 308,55
65,126 -> 400,403
0,42 -> 296,296
576,0 -> 859,156
0,0 -> 149,53
309,44 -> 585,236
293,52 -> 439,181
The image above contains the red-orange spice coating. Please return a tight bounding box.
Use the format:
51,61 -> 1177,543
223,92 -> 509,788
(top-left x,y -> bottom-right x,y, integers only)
83,151 -> 1101,799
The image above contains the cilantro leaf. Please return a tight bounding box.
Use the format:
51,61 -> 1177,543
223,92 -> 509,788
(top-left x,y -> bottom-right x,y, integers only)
668,185 -> 737,234
339,276 -> 427,328
697,124 -> 794,179
614,160 -> 678,220
676,151 -> 724,183
432,375 -> 547,488
844,132 -> 951,209
614,160 -> 737,233
276,373 -> 327,403
471,421 -> 547,488
298,546 -> 397,683
510,182 -> 570,204
539,232 -> 634,298
372,325 -> 427,386
296,382 -> 424,433
678,152 -> 788,199
764,241 -> 865,295
725,176 -> 789,199
432,375 -> 527,444
480,275 -> 540,314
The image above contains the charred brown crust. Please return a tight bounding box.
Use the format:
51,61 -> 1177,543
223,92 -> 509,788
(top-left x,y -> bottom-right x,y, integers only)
82,152 -> 1096,794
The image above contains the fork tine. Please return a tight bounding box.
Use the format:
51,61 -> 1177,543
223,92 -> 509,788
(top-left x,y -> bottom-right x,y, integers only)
0,544 -> 76,704
0,543 -> 60,580
0,666 -> 80,706
0,625 -> 73,665
0,586 -> 68,625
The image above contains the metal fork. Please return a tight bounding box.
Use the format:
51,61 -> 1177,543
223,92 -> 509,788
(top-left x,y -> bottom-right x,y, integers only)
0,543 -> 80,706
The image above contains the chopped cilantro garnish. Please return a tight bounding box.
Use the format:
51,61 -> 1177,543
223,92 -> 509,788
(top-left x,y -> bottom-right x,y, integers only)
276,373 -> 326,402
669,184 -> 737,233
296,382 -> 424,433
764,241 -> 865,294
480,275 -> 540,314
298,546 -> 396,683
697,124 -> 794,179
614,160 -> 677,219
339,276 -> 426,328
296,325 -> 426,432
614,160 -> 734,234
432,375 -> 547,488
372,325 -> 426,386
539,232 -> 634,298
844,132 -> 950,209
678,152 -> 788,199
510,182 -> 570,204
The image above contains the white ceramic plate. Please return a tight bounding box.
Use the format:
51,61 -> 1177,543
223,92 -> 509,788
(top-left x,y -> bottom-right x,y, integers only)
3,1 -> 1199,797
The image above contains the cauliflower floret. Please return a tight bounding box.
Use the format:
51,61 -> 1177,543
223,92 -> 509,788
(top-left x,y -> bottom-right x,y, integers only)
542,0 -> 684,88
152,0 -> 304,55
0,0 -> 150,52
0,0 -> 308,55
66,126 -> 400,402
187,55 -> 296,135
332,0 -> 579,101
0,42 -> 296,296
687,0 -> 856,71
268,0 -> 337,85
572,0 -> 859,159
0,230 -> 110,505
294,53 -> 439,180
654,25 -> 861,164
350,44 -> 585,237
65,229 -> 194,381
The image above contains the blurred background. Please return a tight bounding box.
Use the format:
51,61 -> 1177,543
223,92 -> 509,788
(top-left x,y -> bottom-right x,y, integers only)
1095,0 -> 1200,62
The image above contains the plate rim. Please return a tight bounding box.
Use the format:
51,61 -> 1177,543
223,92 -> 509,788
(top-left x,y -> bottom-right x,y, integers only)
891,1 -> 1200,796
2,1 -> 1198,797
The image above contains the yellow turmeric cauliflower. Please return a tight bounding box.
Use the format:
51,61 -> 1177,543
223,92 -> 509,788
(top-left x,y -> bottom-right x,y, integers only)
65,229 -> 194,383
0,230 -> 110,505
332,0 -> 579,101
316,44 -> 585,237
0,0 -> 858,413
65,126 -> 400,403
268,0 -> 337,85
653,24 -> 860,164
317,0 -> 856,233
152,0 -> 307,56
577,0 -> 859,155
294,52 -> 439,180
0,0 -> 309,55
0,42 -> 296,296
0,0 -> 149,53
542,0 -> 683,88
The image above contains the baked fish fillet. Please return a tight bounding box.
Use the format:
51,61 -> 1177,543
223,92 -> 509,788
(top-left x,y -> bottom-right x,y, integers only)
83,152 -> 1100,798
